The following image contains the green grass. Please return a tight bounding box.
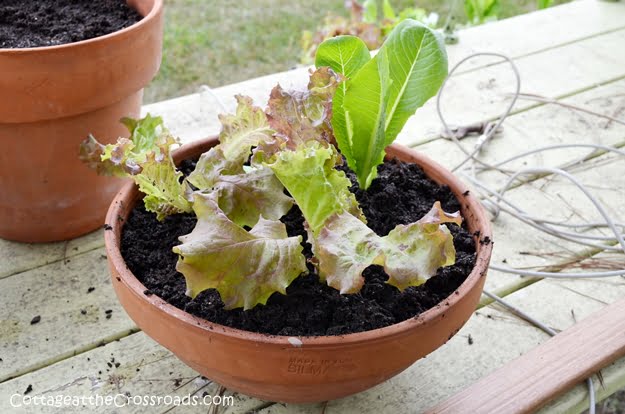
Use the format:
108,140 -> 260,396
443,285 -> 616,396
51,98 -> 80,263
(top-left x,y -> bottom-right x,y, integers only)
143,0 -> 570,103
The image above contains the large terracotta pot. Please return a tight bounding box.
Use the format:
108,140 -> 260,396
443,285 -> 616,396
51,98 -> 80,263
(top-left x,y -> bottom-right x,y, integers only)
105,137 -> 493,403
0,0 -> 163,243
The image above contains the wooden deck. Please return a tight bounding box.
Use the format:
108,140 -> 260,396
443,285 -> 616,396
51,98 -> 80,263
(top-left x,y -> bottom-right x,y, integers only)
1,1 -> 625,412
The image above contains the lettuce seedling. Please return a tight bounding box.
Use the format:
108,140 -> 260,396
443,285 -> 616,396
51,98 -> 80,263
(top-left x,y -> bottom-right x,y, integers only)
79,114 -> 192,220
315,20 -> 448,188
81,19 -> 459,311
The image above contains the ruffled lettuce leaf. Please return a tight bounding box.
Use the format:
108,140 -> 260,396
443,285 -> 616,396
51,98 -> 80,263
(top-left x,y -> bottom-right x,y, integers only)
210,167 -> 294,228
218,95 -> 274,164
260,67 -> 343,158
314,201 -> 461,293
186,146 -> 238,189
185,97 -> 292,227
262,141 -> 364,234
79,114 -> 191,220
79,114 -> 165,177
173,193 -> 306,310
188,147 -> 293,228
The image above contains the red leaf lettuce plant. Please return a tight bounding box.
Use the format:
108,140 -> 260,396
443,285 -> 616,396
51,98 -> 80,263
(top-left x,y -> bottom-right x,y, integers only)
81,20 -> 461,311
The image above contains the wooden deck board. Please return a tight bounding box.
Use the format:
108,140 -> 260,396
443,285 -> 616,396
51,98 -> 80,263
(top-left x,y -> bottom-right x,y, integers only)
427,296 -> 625,413
0,332 -> 216,413
1,278 -> 623,414
540,356 -> 625,413
0,230 -> 103,280
255,279 -> 625,414
409,76 -> 625,171
401,28 -> 625,146
0,249 -> 135,383
477,149 -> 625,297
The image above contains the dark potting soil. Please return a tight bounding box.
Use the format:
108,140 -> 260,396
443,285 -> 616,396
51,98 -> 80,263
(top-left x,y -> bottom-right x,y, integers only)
0,0 -> 142,49
120,159 -> 477,336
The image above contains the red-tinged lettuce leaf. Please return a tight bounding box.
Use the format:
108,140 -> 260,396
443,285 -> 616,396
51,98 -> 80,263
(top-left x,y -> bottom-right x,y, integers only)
263,67 -> 343,156
133,134 -> 193,221
187,146 -> 293,228
263,141 -> 365,234
79,114 -> 166,177
173,193 -> 307,310
218,95 -> 274,164
314,201 -> 462,293
211,167 -> 294,228
187,146 -> 240,189
79,114 -> 192,220
79,135 -> 136,177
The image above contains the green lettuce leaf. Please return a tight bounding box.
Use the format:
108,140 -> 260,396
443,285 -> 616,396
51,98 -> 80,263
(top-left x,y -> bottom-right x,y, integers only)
79,114 -> 192,220
343,47 -> 391,188
315,35 -> 371,164
218,95 -> 274,164
383,19 -> 448,143
188,147 -> 293,228
173,193 -> 307,310
315,201 -> 462,293
134,135 -> 193,221
187,94 -> 292,227
264,141 -> 364,234
119,115 -> 168,155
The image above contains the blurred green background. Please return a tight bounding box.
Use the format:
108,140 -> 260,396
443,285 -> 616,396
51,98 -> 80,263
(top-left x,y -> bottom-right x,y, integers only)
143,0 -> 569,103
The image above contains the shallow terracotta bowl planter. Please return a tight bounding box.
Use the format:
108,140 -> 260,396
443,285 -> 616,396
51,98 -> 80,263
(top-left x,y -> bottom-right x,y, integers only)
105,136 -> 493,403
0,0 -> 163,243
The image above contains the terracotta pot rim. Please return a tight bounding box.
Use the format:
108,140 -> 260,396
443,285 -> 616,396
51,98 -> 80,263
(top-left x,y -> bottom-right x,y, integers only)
105,137 -> 492,347
0,0 -> 163,54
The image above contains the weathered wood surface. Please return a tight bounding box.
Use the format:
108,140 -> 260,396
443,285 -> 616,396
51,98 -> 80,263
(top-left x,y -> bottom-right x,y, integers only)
0,230 -> 102,280
428,296 -> 625,413
1,1 -> 625,413
0,249 -> 136,383
1,278 -> 624,414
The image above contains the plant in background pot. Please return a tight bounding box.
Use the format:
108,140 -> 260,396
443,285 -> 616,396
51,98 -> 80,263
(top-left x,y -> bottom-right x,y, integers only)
81,20 -> 492,403
0,0 -> 163,243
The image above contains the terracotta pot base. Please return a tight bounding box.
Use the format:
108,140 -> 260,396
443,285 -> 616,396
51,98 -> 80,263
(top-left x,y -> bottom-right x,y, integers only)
105,137 -> 493,403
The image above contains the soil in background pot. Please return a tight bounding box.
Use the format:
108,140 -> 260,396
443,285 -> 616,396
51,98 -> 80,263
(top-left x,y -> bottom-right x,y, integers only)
120,159 -> 478,337
0,0 -> 142,48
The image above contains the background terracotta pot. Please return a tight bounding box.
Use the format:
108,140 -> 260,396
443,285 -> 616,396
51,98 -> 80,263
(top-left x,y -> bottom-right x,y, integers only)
105,137 -> 493,403
0,0 -> 163,243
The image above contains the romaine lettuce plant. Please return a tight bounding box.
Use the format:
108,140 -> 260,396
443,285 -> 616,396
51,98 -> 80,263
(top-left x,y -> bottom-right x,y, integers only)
315,19 -> 448,188
81,19 -> 460,311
